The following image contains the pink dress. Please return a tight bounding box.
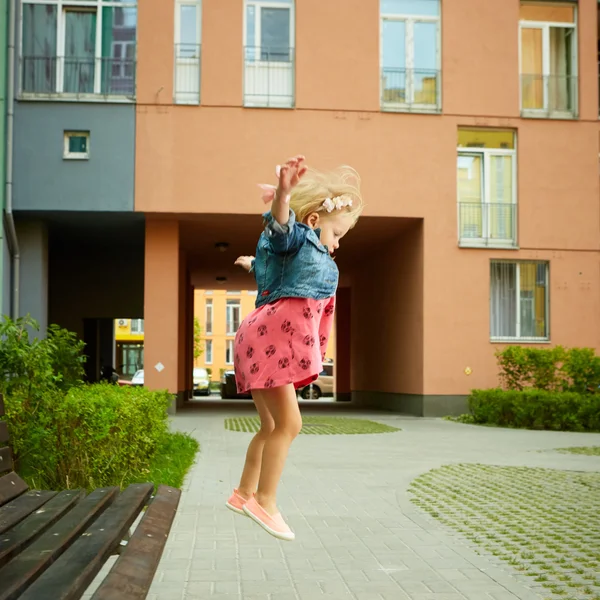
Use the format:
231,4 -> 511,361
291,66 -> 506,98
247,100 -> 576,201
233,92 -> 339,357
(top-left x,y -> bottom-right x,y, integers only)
234,297 -> 335,394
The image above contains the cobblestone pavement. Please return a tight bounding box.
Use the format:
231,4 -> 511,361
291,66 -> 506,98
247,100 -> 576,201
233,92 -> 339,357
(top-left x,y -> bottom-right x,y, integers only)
84,404 -> 600,600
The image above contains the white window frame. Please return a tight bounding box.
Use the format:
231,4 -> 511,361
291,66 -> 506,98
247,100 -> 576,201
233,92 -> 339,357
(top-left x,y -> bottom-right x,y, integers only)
225,339 -> 234,365
63,130 -> 90,160
130,318 -> 144,333
380,3 -> 441,112
174,0 -> 202,104
490,261 -> 550,343
226,301 -> 241,335
244,0 -> 295,56
20,0 -> 137,101
457,138 -> 518,249
243,0 -> 295,108
205,339 -> 213,365
519,12 -> 578,118
205,300 -> 213,335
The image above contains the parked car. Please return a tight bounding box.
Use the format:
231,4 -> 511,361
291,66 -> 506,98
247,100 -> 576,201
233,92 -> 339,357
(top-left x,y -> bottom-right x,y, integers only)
220,370 -> 252,399
131,369 -> 144,386
299,362 -> 334,399
193,367 -> 211,396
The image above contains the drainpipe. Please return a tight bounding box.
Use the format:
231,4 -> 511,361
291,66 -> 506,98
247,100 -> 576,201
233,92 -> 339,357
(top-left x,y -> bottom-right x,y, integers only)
5,0 -> 19,319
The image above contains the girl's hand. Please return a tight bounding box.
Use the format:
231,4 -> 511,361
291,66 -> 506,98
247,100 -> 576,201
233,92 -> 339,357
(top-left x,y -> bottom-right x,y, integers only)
234,256 -> 255,272
272,155 -> 307,225
276,155 -> 307,203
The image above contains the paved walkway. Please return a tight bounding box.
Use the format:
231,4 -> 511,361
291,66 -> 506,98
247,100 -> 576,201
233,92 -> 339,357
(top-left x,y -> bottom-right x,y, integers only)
89,404 -> 600,600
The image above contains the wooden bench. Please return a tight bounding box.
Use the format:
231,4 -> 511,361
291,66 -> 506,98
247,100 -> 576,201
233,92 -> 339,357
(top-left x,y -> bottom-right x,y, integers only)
0,394 -> 181,599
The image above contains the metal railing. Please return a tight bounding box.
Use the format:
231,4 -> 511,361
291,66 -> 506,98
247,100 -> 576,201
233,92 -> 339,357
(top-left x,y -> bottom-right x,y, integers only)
458,202 -> 517,246
174,44 -> 201,104
520,74 -> 577,116
381,68 -> 440,110
21,55 -> 136,97
243,46 -> 295,108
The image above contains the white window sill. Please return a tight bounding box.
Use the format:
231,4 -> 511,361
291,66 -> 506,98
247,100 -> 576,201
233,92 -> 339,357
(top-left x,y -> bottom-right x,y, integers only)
491,338 -> 550,344
521,108 -> 577,120
459,239 -> 518,249
19,93 -> 135,104
243,100 -> 294,109
381,102 -> 441,114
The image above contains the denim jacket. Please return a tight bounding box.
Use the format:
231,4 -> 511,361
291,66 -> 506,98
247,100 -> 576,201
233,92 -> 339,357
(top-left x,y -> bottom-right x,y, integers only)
251,210 -> 339,308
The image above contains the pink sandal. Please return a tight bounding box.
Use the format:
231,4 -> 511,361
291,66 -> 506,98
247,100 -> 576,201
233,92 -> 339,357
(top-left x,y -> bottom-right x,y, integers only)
243,497 -> 295,541
225,489 -> 248,515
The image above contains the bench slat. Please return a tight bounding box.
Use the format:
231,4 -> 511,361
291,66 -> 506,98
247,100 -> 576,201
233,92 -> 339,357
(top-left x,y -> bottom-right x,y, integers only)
91,485 -> 181,600
0,489 -> 84,568
19,483 -> 153,600
0,490 -> 56,536
0,447 -> 13,475
0,487 -> 119,600
0,472 -> 29,508
0,422 -> 9,444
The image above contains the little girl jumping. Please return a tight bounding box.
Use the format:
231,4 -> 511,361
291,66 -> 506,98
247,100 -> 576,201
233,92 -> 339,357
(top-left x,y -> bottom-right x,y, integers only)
225,155 -> 363,541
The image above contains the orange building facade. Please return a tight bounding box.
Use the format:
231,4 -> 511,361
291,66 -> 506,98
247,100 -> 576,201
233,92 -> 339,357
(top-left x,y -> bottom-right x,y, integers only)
137,0 -> 600,415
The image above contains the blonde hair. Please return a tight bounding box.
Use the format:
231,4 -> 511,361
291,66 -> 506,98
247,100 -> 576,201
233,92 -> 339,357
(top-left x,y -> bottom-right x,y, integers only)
289,166 -> 363,225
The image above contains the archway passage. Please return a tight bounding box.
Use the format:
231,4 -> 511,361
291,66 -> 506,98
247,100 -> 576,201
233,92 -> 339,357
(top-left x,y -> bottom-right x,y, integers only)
144,214 -> 429,414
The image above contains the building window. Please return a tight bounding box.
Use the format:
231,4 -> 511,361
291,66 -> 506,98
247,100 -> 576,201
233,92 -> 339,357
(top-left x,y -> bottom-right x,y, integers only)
243,0 -> 295,108
130,318 -> 144,334
491,261 -> 549,342
225,339 -> 234,365
226,300 -> 241,335
380,0 -> 440,112
21,0 -> 137,99
205,299 -> 213,335
520,2 -> 577,118
457,129 -> 517,248
205,339 -> 213,364
63,131 -> 90,159
174,0 -> 201,104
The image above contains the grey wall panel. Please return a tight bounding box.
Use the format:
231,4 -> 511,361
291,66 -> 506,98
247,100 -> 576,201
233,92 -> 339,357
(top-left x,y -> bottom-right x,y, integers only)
13,102 -> 134,212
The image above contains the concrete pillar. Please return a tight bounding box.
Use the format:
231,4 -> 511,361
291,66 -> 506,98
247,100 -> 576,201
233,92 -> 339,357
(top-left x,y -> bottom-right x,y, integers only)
17,221 -> 48,334
144,220 -> 186,412
335,287 -> 351,402
186,282 -> 194,398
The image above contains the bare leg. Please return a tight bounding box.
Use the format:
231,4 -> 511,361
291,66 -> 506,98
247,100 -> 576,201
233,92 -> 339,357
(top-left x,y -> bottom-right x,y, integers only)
254,384 -> 302,515
236,390 -> 275,499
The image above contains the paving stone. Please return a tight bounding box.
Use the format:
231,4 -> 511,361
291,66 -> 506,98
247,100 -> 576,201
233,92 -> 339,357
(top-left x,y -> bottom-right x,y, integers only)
92,409 -> 600,600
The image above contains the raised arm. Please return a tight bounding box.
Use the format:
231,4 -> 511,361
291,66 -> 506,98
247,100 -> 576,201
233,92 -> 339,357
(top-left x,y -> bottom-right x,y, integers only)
270,155 -> 307,226
235,256 -> 255,273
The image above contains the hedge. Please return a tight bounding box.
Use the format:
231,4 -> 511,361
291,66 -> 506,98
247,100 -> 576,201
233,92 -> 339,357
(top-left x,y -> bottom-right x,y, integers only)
5,383 -> 173,490
496,346 -> 600,393
468,388 -> 600,432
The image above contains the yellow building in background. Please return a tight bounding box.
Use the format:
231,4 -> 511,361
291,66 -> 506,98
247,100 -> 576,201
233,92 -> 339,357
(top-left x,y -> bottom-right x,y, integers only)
115,291 -> 336,382
114,318 -> 145,376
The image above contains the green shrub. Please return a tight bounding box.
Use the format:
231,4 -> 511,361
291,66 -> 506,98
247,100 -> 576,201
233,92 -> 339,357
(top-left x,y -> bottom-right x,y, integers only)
0,316 -> 85,396
5,384 -> 172,490
496,346 -> 600,393
468,388 -> 600,432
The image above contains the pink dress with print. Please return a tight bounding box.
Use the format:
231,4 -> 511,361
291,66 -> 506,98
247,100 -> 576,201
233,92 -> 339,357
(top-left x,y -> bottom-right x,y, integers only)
234,297 -> 335,393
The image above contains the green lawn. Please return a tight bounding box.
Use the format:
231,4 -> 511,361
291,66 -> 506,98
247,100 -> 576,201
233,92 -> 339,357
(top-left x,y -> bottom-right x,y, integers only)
554,446 -> 600,457
225,416 -> 400,435
410,464 -> 600,600
127,432 -> 199,491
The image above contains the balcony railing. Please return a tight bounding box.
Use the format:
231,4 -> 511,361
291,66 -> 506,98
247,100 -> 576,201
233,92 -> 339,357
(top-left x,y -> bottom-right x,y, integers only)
21,55 -> 136,98
381,68 -> 440,112
244,46 -> 295,108
458,202 -> 517,248
174,44 -> 201,104
521,74 -> 577,117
